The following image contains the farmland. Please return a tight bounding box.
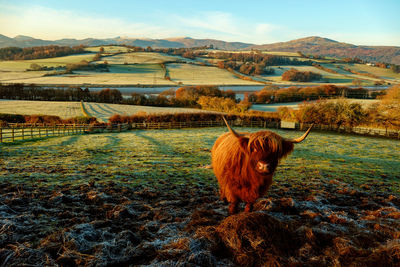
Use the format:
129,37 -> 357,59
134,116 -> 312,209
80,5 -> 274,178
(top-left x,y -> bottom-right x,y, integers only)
0,100 -> 213,122
166,63 -> 259,85
1,127 -> 399,265
0,45 -> 398,87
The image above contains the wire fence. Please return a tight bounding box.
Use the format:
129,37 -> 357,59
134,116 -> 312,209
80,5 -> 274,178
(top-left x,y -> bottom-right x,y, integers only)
1,119 -> 399,144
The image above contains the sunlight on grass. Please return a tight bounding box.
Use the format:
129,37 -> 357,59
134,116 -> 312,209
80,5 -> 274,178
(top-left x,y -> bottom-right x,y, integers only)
1,127 -> 399,193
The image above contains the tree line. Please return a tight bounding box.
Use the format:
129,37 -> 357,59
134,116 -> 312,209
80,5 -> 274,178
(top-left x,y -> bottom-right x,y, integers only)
0,45 -> 86,60
278,85 -> 400,130
281,68 -> 322,82
249,84 -> 383,104
0,84 -> 122,103
0,84 -> 249,114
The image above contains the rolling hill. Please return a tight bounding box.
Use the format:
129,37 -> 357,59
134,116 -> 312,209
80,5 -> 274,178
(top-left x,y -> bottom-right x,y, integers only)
1,34 -> 399,64
249,36 -> 400,65
0,35 -> 251,50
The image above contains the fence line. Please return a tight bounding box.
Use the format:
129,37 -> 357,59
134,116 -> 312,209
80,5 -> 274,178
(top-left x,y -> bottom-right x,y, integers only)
131,120 -> 279,130
1,120 -> 399,143
297,123 -> 400,139
0,123 -> 129,143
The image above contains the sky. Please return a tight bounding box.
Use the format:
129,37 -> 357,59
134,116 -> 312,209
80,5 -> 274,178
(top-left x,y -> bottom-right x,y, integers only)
0,0 -> 399,46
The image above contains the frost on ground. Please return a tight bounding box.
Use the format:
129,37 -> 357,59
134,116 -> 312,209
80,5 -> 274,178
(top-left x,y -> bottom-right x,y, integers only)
0,128 -> 399,266
1,179 -> 400,266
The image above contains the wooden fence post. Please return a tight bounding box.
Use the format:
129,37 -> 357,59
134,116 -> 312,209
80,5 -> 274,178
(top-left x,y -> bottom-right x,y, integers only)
22,127 -> 24,140
12,127 -> 15,142
0,127 -> 2,143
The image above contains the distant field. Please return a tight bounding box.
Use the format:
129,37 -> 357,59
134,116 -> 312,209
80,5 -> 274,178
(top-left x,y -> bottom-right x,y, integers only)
0,100 -> 213,122
0,100 -> 82,119
0,67 -> 174,85
85,46 -> 130,53
0,54 -> 95,71
83,102 -> 216,122
167,63 -> 259,85
251,99 -> 379,112
263,66 -> 369,86
350,64 -> 400,81
99,52 -> 180,64
0,48 -> 396,86
0,70 -> 47,83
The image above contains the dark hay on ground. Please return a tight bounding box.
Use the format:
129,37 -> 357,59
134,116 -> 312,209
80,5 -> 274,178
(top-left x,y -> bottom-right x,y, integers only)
1,178 -> 400,266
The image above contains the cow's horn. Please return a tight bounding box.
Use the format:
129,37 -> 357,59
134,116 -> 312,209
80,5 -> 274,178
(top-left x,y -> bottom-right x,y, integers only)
222,116 -> 243,138
286,124 -> 313,143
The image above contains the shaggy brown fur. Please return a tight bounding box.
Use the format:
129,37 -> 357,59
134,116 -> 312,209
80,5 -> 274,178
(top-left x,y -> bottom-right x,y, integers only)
212,129 -> 295,214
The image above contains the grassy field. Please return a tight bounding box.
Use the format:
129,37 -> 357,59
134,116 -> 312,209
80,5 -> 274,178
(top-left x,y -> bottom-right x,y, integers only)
350,63 -> 400,81
0,48 -> 395,87
0,100 -> 212,122
167,63 -> 259,85
251,99 -> 379,112
99,52 -> 180,64
1,127 -> 399,190
83,102 -> 216,122
0,69 -> 175,85
1,127 -> 399,265
85,46 -> 131,53
0,54 -> 95,71
0,100 -> 83,118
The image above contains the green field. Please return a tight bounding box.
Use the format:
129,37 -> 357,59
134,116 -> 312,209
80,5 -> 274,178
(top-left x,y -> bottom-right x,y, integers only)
1,127 -> 399,192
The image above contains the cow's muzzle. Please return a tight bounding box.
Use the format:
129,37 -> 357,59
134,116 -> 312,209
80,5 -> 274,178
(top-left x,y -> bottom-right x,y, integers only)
256,161 -> 270,174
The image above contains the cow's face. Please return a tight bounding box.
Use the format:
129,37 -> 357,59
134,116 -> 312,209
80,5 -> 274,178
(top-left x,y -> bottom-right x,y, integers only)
221,117 -> 312,175
237,132 -> 292,175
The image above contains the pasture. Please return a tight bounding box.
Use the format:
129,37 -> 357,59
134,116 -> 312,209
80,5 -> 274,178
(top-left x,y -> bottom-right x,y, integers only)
0,54 -> 95,71
0,100 -> 214,122
1,127 -> 399,265
98,52 -> 180,64
251,99 -> 379,112
0,100 -> 82,119
83,102 -> 216,122
166,63 -> 259,85
85,46 -> 131,53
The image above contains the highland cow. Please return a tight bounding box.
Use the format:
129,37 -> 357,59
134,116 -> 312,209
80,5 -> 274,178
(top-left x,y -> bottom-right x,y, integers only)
211,117 -> 312,214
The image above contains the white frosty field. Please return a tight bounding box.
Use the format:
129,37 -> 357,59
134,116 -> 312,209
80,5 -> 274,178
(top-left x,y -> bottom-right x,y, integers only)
83,102 -> 215,122
0,100 -> 215,122
167,63 -> 259,85
99,52 -> 179,64
0,100 -> 82,118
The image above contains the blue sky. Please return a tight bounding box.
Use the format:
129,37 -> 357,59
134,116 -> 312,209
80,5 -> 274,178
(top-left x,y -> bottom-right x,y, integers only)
0,0 -> 399,45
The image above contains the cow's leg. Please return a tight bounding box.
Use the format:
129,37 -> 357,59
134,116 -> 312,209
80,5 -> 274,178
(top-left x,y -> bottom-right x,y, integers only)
244,202 -> 253,212
228,201 -> 239,215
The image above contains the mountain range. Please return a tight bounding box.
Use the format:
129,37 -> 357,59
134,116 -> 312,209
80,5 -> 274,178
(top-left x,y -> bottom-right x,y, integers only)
0,34 -> 399,64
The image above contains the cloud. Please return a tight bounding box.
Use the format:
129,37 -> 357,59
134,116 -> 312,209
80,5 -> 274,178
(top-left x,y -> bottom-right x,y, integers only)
0,5 -> 178,39
0,4 -> 281,44
173,11 -> 278,43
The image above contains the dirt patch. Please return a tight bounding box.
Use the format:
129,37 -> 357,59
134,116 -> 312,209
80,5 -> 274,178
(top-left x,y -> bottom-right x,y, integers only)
0,179 -> 399,266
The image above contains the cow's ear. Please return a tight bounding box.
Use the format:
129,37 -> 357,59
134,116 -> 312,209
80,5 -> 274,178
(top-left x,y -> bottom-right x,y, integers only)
281,140 -> 294,158
238,137 -> 250,154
